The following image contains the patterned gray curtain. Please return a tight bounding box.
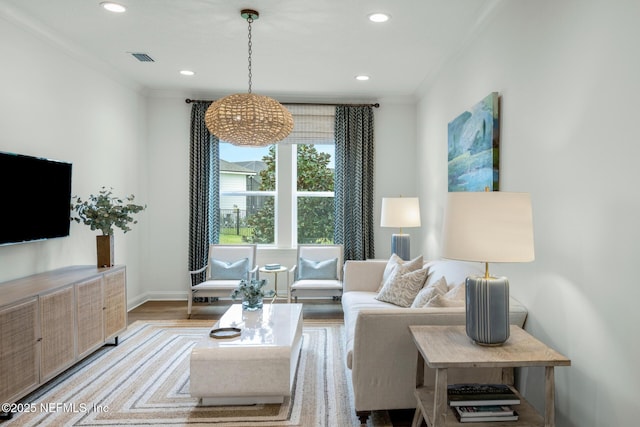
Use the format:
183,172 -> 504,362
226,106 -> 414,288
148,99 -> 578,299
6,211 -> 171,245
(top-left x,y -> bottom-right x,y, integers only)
334,105 -> 375,261
189,102 -> 220,282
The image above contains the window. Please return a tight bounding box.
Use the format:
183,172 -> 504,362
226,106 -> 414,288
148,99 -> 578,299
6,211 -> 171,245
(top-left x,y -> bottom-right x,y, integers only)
219,144 -> 275,244
218,106 -> 335,246
296,143 -> 334,244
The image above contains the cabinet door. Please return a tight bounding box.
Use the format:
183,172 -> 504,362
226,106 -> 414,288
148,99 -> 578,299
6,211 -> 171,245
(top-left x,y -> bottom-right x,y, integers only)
104,269 -> 127,340
0,298 -> 39,403
76,277 -> 104,357
40,286 -> 76,381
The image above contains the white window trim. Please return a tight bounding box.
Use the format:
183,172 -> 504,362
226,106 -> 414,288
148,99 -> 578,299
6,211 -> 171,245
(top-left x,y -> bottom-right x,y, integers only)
276,143 -> 294,248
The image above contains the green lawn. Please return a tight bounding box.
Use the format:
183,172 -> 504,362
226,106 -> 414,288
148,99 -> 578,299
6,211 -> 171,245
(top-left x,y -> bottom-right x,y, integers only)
219,227 -> 254,244
219,234 -> 245,244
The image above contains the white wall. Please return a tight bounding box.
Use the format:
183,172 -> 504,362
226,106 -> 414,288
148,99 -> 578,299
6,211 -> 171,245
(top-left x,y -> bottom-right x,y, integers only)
140,96 -> 191,305
416,1 -> 640,425
0,13 -> 148,302
374,100 -> 420,260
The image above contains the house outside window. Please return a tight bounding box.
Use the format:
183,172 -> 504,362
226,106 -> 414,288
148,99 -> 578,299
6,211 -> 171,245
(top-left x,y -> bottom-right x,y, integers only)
219,160 -> 263,242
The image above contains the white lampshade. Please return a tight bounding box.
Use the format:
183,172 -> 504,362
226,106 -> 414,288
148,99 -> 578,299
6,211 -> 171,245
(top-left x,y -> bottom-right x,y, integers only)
442,192 -> 534,263
380,197 -> 421,228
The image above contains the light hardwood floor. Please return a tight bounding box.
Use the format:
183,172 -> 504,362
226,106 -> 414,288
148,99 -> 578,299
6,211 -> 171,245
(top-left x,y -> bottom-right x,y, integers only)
128,300 -> 418,426
128,298 -> 344,324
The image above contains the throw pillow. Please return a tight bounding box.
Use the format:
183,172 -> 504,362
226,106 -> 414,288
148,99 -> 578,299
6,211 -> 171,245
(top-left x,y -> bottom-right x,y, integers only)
375,264 -> 429,307
379,254 -> 424,291
411,275 -> 448,308
424,282 -> 466,307
297,257 -> 338,280
210,257 -> 249,280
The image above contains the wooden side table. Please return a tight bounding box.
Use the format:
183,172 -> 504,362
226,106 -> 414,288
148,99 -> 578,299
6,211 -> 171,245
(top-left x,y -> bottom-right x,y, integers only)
259,266 -> 289,302
409,325 -> 570,427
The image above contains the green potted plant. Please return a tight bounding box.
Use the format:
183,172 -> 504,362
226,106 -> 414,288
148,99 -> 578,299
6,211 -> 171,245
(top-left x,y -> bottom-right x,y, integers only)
231,279 -> 275,311
71,186 -> 146,267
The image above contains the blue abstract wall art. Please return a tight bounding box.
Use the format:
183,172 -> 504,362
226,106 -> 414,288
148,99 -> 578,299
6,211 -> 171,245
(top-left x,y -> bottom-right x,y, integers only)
448,92 -> 500,192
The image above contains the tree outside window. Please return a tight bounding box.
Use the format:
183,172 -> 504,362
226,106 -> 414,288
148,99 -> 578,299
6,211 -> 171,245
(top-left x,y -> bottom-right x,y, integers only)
296,144 -> 334,244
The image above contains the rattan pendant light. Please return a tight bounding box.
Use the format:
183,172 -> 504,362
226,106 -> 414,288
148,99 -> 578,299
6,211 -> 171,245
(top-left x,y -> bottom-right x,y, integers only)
205,9 -> 293,146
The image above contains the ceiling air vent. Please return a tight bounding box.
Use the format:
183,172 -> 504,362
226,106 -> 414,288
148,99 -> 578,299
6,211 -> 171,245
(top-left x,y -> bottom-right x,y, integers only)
131,53 -> 154,62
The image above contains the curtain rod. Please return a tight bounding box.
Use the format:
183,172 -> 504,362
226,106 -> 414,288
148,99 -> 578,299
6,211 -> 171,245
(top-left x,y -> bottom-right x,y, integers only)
185,98 -> 380,108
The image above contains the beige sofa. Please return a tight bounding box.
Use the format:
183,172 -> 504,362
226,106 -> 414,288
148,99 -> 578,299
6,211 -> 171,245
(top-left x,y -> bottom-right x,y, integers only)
341,259 -> 528,423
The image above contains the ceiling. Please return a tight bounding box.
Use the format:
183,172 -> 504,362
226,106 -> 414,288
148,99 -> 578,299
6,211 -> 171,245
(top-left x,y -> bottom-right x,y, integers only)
1,0 -> 499,102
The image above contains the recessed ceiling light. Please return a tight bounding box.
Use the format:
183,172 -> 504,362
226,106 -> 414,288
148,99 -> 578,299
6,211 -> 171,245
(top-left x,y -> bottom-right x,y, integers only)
100,2 -> 126,13
180,70 -> 195,76
355,75 -> 370,81
368,13 -> 390,23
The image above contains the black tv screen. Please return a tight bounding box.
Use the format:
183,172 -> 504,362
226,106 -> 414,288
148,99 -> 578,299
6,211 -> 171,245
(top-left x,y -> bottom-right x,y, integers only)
0,151 -> 72,245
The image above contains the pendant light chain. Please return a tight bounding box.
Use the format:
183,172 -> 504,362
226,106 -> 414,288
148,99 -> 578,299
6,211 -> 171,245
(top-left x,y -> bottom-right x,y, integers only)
247,14 -> 253,94
204,8 -> 293,146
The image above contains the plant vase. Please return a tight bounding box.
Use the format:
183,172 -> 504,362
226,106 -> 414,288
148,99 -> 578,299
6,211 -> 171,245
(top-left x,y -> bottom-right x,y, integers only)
231,279 -> 272,311
96,235 -> 114,268
242,295 -> 263,311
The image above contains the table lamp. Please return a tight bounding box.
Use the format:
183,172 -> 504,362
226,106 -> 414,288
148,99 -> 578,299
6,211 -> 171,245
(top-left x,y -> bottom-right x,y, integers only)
380,197 -> 421,260
441,191 -> 534,345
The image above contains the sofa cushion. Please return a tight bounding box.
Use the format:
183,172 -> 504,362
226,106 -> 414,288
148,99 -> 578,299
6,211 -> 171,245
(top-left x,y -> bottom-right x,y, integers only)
297,257 -> 338,280
424,282 -> 466,307
379,254 -> 423,291
210,257 -> 249,280
375,264 -> 428,307
411,275 -> 448,308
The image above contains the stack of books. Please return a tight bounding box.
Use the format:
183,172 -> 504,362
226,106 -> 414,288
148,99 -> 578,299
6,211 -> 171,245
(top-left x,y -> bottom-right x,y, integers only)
447,384 -> 520,423
264,264 -> 281,270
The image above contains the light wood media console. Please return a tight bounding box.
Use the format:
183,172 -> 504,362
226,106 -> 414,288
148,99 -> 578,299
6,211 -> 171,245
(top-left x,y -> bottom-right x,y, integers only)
0,265 -> 127,406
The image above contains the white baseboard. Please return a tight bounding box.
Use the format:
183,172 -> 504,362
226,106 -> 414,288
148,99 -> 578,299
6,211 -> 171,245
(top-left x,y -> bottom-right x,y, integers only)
127,291 -> 188,311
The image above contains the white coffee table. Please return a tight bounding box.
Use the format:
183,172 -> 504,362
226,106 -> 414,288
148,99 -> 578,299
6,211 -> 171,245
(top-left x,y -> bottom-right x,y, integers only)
190,303 -> 303,405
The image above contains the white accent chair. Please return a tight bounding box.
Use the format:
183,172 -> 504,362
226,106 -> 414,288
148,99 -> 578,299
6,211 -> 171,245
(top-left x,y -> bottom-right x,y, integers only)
188,244 -> 258,317
289,244 -> 344,302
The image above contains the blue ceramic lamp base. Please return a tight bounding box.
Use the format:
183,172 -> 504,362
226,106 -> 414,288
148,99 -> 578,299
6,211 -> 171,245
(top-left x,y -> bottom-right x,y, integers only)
391,234 -> 410,261
465,276 -> 510,346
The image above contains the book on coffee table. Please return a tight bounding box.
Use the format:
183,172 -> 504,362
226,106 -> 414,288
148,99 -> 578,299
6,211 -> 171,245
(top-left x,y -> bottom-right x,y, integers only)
447,384 -> 520,406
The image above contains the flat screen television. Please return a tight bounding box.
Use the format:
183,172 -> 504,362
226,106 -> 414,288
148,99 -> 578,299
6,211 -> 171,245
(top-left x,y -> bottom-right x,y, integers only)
0,151 -> 72,245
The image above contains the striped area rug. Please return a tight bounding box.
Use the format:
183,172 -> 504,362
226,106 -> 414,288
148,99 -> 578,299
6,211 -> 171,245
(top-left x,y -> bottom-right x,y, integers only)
6,320 -> 391,426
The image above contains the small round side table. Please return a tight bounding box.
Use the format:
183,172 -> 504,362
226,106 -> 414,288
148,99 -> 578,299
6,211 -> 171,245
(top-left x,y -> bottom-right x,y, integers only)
259,266 -> 289,303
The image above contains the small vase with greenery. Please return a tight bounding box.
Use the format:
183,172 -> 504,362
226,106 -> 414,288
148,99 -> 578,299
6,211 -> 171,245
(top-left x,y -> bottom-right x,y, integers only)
231,279 -> 274,311
70,186 -> 146,235
71,187 -> 146,267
